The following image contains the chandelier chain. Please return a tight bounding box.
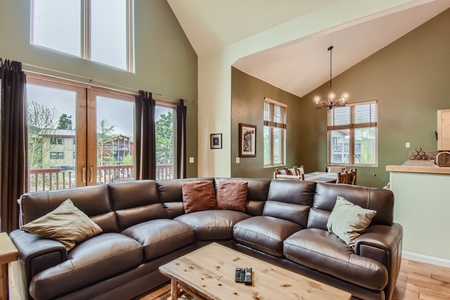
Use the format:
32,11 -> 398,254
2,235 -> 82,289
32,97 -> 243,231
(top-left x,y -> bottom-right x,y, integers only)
329,46 -> 333,92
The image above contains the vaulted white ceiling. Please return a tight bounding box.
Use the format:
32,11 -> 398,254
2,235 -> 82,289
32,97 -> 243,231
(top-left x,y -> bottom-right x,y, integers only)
167,0 -> 450,97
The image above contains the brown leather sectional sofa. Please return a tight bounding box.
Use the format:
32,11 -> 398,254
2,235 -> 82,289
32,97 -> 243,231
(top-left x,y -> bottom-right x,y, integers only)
9,178 -> 403,300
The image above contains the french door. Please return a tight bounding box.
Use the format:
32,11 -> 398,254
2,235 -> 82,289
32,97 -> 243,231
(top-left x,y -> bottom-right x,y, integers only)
27,75 -> 135,191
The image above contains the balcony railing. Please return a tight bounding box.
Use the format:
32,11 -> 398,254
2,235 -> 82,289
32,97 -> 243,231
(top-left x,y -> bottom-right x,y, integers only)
28,164 -> 173,192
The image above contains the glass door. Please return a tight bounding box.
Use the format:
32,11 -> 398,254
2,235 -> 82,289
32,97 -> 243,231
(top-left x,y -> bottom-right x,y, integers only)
89,89 -> 135,185
27,76 -> 86,191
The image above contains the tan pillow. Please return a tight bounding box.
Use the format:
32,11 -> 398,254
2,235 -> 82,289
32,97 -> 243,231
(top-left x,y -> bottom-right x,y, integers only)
216,180 -> 248,212
22,199 -> 102,251
327,196 -> 377,248
182,180 -> 217,213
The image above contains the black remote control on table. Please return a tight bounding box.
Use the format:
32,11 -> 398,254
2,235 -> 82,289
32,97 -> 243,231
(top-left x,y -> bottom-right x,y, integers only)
235,268 -> 245,283
244,267 -> 252,285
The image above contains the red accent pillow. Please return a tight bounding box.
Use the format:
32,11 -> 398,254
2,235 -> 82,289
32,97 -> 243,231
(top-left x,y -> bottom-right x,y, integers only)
182,180 -> 217,213
216,180 -> 248,212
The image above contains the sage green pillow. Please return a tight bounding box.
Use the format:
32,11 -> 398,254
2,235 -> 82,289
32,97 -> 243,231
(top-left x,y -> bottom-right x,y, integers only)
22,199 -> 102,251
326,196 -> 377,248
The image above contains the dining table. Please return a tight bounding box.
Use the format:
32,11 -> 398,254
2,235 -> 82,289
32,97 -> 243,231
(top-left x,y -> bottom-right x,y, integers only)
304,172 -> 337,183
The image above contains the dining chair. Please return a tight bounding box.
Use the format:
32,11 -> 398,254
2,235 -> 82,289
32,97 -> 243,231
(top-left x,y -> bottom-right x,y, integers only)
337,171 -> 352,184
350,168 -> 357,185
325,165 -> 347,173
274,173 -> 305,181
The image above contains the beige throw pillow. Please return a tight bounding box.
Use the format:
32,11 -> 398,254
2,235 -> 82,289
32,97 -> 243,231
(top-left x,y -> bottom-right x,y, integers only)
327,196 -> 377,248
216,180 -> 248,212
182,180 -> 217,213
22,199 -> 102,251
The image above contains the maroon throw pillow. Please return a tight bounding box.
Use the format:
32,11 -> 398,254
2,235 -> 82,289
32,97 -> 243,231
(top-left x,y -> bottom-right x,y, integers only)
182,180 -> 217,213
216,180 -> 248,212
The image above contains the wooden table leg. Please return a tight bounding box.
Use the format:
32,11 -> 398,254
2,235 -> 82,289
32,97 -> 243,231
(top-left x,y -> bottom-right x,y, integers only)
0,263 -> 9,300
170,279 -> 180,300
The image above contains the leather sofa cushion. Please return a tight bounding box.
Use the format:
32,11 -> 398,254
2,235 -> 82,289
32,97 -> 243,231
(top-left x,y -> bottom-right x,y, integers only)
283,228 -> 388,291
30,233 -> 143,300
121,219 -> 195,261
175,210 -> 250,240
263,180 -> 315,226
109,180 -> 167,230
20,184 -> 118,233
233,216 -> 302,257
308,183 -> 394,230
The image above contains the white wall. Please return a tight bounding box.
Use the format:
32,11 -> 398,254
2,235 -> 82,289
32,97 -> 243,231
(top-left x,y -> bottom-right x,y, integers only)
196,0 -> 420,177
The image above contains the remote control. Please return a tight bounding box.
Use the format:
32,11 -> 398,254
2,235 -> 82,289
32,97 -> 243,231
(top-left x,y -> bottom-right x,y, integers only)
244,267 -> 252,285
235,268 -> 245,283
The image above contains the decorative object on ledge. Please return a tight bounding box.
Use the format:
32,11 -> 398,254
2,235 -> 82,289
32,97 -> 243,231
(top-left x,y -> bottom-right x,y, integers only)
409,147 -> 428,160
239,123 -> 256,157
314,46 -> 349,109
210,133 -> 222,149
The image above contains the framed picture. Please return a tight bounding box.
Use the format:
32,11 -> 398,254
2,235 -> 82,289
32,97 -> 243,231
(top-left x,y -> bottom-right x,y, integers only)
210,133 -> 222,149
239,123 -> 256,157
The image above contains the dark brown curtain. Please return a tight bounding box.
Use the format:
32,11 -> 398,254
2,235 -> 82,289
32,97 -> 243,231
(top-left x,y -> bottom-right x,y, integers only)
135,90 -> 156,180
176,99 -> 187,178
0,59 -> 28,233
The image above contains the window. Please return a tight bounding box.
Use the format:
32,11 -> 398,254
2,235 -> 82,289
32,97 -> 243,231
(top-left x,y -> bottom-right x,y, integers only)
264,98 -> 286,167
27,75 -> 179,191
50,137 -> 64,145
328,101 -> 378,166
31,0 -> 134,71
50,152 -> 64,159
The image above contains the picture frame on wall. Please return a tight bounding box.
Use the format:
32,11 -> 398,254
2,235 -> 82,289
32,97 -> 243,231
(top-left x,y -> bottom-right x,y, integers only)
239,123 -> 256,157
210,133 -> 222,149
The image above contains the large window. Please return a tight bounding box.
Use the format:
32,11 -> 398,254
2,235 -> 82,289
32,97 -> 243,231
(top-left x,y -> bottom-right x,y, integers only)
26,75 -> 178,192
31,0 -> 134,71
264,98 -> 287,167
328,101 -> 378,166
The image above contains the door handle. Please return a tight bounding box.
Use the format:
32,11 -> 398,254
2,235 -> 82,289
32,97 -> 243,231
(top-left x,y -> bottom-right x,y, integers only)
82,167 -> 86,183
89,166 -> 94,183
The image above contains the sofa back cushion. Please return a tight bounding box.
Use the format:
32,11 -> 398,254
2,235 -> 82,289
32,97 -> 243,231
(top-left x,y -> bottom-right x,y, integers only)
108,180 -> 166,231
157,178 -> 215,219
19,184 -> 117,233
263,180 -> 316,227
214,178 -> 271,216
307,183 -> 394,230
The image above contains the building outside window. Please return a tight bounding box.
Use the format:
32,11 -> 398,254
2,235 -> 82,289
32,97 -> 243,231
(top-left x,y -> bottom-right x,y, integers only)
263,97 -> 287,167
327,100 -> 378,166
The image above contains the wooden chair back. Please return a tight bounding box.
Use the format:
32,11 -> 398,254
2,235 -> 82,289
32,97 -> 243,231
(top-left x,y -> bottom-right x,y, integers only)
337,169 -> 357,185
325,165 -> 347,173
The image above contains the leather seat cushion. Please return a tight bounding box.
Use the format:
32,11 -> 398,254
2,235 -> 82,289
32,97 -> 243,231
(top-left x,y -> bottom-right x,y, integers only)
175,210 -> 250,240
30,233 -> 143,300
122,219 -> 195,261
283,228 -> 388,291
233,216 -> 302,257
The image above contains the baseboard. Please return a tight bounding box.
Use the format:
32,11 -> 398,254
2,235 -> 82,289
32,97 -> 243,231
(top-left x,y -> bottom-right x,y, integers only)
402,251 -> 450,268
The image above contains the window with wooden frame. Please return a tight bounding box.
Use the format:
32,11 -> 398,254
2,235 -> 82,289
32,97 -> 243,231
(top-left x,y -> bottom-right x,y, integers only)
327,100 -> 378,166
264,98 -> 287,167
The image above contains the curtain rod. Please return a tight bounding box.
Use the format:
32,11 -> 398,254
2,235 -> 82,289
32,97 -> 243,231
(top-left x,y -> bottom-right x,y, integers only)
22,62 -> 182,103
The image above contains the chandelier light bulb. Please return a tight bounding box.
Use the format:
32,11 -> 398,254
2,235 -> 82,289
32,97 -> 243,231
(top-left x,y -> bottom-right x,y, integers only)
328,92 -> 336,101
342,92 -> 349,101
314,95 -> 321,104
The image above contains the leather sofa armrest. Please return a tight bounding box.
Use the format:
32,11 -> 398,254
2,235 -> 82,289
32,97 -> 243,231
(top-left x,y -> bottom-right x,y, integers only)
355,223 -> 403,257
354,223 -> 403,300
9,230 -> 67,286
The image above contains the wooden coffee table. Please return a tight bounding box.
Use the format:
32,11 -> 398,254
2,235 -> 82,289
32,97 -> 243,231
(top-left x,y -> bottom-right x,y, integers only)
159,243 -> 351,300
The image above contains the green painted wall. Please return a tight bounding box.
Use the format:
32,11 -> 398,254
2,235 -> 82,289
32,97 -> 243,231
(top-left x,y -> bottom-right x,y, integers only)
231,8 -> 450,187
0,0 -> 198,178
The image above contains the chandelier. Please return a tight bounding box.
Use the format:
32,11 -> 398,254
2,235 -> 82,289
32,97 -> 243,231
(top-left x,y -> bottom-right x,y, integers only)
314,46 -> 349,109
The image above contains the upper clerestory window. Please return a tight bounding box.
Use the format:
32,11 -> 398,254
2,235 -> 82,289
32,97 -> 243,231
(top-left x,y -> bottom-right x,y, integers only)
31,0 -> 134,72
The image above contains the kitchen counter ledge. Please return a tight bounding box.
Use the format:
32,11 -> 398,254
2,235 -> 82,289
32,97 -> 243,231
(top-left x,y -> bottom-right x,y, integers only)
386,160 -> 450,175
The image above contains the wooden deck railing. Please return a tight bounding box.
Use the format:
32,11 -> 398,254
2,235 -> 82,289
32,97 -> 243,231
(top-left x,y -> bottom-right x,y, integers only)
28,164 -> 174,192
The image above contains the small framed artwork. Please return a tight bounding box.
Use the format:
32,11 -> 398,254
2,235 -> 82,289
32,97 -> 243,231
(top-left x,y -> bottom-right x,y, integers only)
239,123 -> 256,157
210,133 -> 222,149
